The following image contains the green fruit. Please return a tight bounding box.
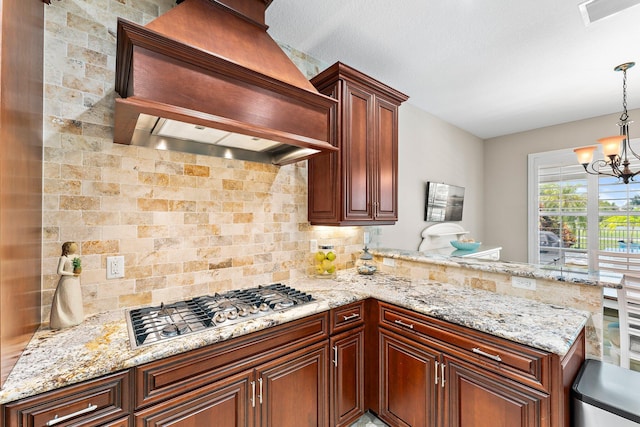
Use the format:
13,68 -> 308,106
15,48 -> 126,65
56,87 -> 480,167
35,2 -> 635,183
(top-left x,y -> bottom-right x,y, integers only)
326,251 -> 336,261
326,264 -> 336,274
315,251 -> 326,262
315,264 -> 324,274
322,259 -> 333,271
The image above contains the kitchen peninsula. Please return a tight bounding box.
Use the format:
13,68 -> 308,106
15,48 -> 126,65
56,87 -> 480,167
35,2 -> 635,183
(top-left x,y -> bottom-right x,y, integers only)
371,247 -> 618,359
1,268 -> 590,427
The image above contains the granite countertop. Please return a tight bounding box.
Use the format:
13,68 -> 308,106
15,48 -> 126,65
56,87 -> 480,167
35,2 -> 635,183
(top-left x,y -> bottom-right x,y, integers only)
372,247 -> 623,288
0,270 -> 589,405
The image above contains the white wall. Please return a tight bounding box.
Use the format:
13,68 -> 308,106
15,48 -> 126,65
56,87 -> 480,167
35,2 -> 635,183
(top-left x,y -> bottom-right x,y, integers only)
378,104 -> 485,250
483,109 -> 637,262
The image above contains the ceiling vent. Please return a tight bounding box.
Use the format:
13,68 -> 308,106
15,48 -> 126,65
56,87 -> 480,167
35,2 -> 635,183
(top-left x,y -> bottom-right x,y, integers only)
579,0 -> 640,25
114,0 -> 338,165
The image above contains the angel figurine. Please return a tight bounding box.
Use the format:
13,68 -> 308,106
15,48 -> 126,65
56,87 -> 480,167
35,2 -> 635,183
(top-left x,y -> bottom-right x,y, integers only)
49,241 -> 84,329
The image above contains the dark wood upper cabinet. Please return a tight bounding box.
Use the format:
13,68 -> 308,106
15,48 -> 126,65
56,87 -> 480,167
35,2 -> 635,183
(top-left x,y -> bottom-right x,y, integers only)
308,62 -> 408,226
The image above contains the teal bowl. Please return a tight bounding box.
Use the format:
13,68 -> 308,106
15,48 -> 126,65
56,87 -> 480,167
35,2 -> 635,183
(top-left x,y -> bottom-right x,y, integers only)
450,240 -> 481,251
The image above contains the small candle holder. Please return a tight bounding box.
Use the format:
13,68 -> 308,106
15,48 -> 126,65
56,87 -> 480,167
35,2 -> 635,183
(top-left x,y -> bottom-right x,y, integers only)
357,246 -> 377,275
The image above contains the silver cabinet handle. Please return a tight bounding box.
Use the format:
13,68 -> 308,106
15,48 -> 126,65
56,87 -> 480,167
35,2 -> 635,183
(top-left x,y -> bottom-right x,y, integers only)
251,380 -> 256,407
332,345 -> 338,367
394,319 -> 414,329
434,361 -> 439,385
472,347 -> 502,362
45,404 -> 98,426
258,377 -> 263,404
441,363 -> 446,388
342,313 -> 359,321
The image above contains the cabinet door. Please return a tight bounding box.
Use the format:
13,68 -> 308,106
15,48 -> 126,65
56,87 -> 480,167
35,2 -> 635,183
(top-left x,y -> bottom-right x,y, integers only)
330,327 -> 364,427
379,330 -> 438,427
134,371 -> 252,427
343,82 -> 374,222
308,82 -> 341,223
443,356 -> 550,427
373,97 -> 399,222
256,343 -> 328,427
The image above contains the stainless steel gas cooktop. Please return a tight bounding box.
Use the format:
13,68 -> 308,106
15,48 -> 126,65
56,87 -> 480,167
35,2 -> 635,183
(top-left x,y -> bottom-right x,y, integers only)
125,284 -> 313,349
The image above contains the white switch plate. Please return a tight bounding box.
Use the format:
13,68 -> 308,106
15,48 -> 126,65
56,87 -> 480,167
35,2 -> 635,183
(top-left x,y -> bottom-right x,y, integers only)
310,239 -> 318,253
106,256 -> 125,279
512,276 -> 536,290
383,257 -> 395,267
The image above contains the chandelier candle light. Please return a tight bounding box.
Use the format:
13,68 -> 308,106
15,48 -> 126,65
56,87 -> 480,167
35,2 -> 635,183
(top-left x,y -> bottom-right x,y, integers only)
574,62 -> 640,184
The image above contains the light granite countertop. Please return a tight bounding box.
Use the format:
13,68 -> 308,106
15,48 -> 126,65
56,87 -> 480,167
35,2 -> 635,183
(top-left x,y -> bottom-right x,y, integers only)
372,248 -> 623,288
0,270 -> 589,405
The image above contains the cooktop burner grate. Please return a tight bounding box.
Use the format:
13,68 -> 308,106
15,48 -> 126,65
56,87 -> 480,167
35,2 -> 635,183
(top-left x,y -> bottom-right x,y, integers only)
125,284 -> 314,348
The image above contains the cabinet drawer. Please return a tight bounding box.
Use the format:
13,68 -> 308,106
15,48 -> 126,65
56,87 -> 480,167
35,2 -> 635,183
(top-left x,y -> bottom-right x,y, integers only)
379,303 -> 550,391
330,300 -> 365,334
4,370 -> 131,427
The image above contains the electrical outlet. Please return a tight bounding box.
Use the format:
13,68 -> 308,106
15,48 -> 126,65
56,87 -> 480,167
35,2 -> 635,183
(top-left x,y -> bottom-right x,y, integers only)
310,239 -> 318,253
106,256 -> 125,279
364,231 -> 370,245
383,257 -> 395,267
511,276 -> 536,291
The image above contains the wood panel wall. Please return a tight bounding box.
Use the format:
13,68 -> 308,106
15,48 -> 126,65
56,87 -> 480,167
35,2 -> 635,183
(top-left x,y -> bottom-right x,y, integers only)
0,0 -> 44,386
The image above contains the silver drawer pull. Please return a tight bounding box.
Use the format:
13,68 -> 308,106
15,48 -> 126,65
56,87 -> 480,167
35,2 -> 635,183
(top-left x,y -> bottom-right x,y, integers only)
333,345 -> 338,367
251,381 -> 256,407
342,313 -> 359,321
472,347 -> 502,362
434,361 -> 439,385
394,319 -> 414,329
46,404 -> 98,426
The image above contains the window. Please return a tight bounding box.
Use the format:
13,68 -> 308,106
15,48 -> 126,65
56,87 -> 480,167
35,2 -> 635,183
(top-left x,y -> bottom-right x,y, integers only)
528,147 -> 640,272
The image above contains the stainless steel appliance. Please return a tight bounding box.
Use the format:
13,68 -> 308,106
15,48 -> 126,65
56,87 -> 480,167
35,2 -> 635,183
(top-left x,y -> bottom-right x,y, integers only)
572,359 -> 640,426
125,284 -> 313,349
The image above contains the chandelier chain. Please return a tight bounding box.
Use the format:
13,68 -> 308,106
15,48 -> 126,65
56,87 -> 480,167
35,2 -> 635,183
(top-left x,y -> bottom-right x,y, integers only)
622,66 -> 629,122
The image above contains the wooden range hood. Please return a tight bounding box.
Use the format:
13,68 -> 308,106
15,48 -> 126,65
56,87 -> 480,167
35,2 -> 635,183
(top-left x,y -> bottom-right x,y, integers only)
114,0 -> 338,165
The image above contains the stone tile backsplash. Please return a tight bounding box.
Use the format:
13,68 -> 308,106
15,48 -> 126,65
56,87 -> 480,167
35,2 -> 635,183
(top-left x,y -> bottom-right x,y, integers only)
42,0 -> 365,320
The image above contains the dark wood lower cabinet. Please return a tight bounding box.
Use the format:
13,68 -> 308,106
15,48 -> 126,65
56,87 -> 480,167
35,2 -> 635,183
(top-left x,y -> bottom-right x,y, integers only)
330,327 -> 365,427
135,343 -> 328,427
443,356 -> 550,427
379,328 -> 550,427
377,302 -> 584,427
257,342 -> 328,427
379,329 -> 438,427
1,301 -> 584,427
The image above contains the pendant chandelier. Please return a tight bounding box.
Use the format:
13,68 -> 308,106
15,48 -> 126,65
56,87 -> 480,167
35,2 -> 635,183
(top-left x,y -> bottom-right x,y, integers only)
574,62 -> 639,184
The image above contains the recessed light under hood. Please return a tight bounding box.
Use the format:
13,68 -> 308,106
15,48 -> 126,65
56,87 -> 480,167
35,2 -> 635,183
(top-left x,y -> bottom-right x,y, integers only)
114,0 -> 338,165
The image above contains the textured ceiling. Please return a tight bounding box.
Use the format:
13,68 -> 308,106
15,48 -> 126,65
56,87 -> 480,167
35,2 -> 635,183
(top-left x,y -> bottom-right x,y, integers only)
266,0 -> 640,139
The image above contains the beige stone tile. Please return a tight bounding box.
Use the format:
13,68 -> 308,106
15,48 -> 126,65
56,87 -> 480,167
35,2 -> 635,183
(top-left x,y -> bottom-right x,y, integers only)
125,264 -> 153,280
118,292 -> 152,308
185,164 -> 210,177
82,239 -> 119,255
138,198 -> 169,212
138,171 -> 169,186
97,280 -> 136,299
